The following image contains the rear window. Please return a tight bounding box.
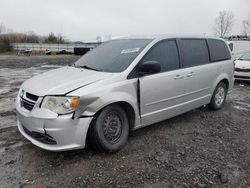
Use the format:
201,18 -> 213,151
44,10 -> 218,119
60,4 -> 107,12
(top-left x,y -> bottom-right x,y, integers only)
207,39 -> 231,62
180,39 -> 210,67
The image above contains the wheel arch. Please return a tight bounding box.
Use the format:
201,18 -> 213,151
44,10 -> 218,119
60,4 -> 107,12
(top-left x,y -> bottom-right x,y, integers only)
88,101 -> 137,131
210,74 -> 230,96
220,78 -> 229,89
85,101 -> 136,148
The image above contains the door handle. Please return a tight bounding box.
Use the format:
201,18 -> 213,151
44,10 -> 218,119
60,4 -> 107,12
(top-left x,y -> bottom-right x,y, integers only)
174,75 -> 184,80
187,72 -> 194,77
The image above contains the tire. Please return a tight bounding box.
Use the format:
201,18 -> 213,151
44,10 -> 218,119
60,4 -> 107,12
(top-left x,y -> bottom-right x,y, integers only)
208,82 -> 227,110
88,104 -> 129,152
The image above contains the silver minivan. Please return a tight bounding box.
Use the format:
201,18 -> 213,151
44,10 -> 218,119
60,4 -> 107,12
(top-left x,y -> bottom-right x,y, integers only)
16,35 -> 234,152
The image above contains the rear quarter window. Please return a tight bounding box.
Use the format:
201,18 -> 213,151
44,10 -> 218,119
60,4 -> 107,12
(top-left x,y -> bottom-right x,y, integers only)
207,39 -> 231,62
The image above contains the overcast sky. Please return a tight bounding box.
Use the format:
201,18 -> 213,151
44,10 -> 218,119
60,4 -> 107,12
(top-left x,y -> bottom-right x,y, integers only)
0,0 -> 249,41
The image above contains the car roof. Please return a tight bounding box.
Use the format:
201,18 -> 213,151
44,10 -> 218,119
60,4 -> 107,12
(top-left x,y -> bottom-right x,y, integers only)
118,34 -> 222,41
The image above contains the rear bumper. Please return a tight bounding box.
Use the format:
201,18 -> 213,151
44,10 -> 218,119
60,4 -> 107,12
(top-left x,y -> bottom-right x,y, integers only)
16,105 -> 93,151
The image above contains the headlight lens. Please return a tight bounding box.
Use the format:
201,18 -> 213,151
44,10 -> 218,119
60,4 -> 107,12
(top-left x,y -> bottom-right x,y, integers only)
41,96 -> 80,114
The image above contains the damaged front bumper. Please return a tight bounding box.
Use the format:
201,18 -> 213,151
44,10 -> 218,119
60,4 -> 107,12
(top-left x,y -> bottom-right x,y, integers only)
16,95 -> 93,151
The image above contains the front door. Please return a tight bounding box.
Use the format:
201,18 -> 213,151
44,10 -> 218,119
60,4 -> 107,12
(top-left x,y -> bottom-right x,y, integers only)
139,39 -> 186,126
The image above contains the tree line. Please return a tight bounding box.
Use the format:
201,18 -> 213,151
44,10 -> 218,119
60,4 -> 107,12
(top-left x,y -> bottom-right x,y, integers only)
0,26 -> 68,43
0,24 -> 69,52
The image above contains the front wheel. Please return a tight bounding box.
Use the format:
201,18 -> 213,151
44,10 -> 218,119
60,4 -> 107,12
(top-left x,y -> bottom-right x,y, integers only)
208,82 -> 227,110
88,104 -> 129,152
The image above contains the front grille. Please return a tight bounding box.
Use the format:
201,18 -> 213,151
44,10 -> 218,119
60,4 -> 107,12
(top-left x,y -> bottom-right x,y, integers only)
20,97 -> 36,111
26,92 -> 39,101
19,91 -> 38,111
235,68 -> 250,72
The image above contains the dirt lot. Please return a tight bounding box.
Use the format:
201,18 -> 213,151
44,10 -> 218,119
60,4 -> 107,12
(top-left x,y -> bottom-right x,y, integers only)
0,55 -> 249,188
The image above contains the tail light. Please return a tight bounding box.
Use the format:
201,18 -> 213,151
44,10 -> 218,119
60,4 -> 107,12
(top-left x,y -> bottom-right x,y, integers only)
233,61 -> 235,75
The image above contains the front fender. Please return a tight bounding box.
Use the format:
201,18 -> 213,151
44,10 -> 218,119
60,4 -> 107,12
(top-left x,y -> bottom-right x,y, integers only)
81,91 -> 137,113
72,79 -> 141,129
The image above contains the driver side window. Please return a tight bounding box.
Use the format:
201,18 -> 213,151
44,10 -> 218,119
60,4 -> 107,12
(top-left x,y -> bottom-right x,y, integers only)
141,40 -> 180,72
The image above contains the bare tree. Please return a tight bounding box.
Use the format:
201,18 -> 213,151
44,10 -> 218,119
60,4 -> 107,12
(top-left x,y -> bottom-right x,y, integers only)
57,34 -> 65,43
44,33 -> 66,43
213,11 -> 234,38
242,15 -> 250,37
45,32 -> 57,43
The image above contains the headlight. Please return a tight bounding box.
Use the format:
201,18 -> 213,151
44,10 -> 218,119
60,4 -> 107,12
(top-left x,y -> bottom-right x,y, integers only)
41,96 -> 80,114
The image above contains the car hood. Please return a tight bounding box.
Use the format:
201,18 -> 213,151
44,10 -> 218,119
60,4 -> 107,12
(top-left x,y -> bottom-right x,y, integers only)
22,66 -> 113,96
235,60 -> 250,68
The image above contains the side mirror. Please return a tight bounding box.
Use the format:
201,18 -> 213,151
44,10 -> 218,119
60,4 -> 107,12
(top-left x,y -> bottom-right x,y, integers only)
139,61 -> 161,76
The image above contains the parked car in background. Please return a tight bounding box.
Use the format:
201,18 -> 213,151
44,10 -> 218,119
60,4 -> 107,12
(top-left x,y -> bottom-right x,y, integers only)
16,35 -> 234,152
234,52 -> 250,81
45,49 -> 51,55
25,48 -> 32,56
17,48 -> 32,56
56,50 -> 72,55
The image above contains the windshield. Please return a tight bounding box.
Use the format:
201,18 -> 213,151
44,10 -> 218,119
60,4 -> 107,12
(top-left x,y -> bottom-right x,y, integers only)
239,53 -> 250,61
74,39 -> 152,72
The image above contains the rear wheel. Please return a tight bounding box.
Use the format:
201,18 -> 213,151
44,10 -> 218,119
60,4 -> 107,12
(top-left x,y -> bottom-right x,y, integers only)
88,104 -> 129,152
208,82 -> 227,110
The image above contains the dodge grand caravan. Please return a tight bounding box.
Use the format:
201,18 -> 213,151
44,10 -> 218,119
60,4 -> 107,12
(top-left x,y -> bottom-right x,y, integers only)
16,35 -> 234,152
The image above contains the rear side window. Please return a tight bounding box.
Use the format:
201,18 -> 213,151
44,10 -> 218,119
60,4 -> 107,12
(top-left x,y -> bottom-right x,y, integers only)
141,40 -> 179,72
207,39 -> 231,62
180,39 -> 210,67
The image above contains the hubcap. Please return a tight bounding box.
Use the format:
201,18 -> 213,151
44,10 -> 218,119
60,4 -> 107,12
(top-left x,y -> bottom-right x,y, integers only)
215,86 -> 225,106
103,112 -> 122,144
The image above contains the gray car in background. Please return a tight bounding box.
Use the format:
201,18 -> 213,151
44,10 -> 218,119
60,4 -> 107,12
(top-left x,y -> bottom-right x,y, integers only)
16,35 -> 234,152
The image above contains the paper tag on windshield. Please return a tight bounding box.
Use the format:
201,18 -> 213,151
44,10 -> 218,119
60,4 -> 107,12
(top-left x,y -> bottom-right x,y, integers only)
121,48 -> 140,54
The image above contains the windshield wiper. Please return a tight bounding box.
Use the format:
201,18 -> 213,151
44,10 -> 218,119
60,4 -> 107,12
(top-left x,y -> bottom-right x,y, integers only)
74,64 -> 102,71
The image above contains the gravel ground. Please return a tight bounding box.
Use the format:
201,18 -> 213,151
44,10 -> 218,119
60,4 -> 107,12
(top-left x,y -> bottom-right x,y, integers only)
0,55 -> 249,188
